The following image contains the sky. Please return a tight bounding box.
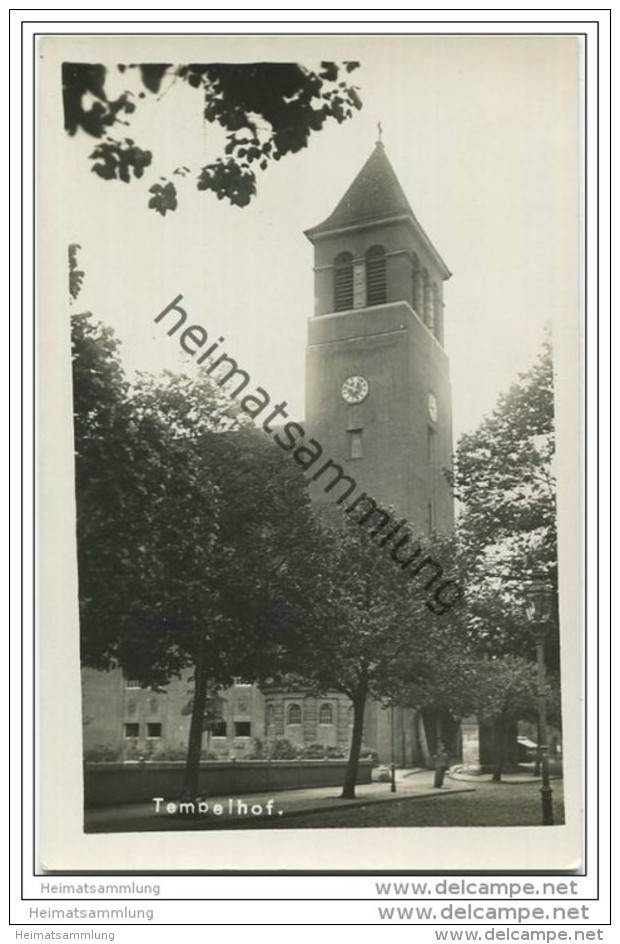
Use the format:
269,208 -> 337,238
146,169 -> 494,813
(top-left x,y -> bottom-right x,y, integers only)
54,34 -> 580,440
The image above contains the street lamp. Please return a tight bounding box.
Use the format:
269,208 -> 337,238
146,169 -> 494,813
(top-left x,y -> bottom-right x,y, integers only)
390,702 -> 397,792
522,581 -> 555,826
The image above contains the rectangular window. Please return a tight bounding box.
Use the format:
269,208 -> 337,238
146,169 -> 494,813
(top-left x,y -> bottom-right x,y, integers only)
125,679 -> 140,689
349,429 -> 363,459
234,721 -> 251,738
346,405 -> 363,430
211,722 -> 227,738
427,426 -> 436,468
123,723 -> 139,739
146,723 -> 162,739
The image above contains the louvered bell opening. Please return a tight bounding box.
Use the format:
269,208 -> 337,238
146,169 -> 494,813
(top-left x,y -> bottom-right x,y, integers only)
366,247 -> 387,306
334,255 -> 354,312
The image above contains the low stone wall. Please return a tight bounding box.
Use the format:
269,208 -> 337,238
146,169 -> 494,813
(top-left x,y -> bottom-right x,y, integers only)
84,759 -> 372,808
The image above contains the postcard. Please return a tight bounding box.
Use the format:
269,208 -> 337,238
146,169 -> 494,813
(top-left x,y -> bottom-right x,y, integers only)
37,32 -> 583,872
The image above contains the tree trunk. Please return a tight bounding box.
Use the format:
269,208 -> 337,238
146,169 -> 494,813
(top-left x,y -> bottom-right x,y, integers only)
435,712 -> 443,749
341,691 -> 366,799
182,644 -> 209,799
416,711 -> 432,768
491,714 -> 506,783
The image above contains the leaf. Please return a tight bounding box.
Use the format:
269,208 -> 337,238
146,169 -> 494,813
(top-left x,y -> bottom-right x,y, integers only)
138,64 -> 172,94
64,60 -> 364,212
148,181 -> 178,215
89,139 -> 152,183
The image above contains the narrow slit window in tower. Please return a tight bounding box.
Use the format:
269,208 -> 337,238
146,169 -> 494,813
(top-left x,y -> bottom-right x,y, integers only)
333,252 -> 354,311
348,429 -> 363,459
365,245 -> 387,306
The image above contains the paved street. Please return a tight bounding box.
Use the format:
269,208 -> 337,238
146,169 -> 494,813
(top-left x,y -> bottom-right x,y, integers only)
250,778 -> 566,830
85,768 -> 473,832
84,769 -> 563,832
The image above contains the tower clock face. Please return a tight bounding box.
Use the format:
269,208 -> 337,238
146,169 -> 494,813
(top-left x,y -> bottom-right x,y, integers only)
341,375 -> 369,404
428,393 -> 438,423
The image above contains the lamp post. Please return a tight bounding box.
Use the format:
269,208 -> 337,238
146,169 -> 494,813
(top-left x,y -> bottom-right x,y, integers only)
522,581 -> 554,826
390,702 -> 397,792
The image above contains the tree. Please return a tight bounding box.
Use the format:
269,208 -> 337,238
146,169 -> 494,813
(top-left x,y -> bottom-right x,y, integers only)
287,517 -> 448,798
386,520 -> 563,779
449,333 -> 560,672
445,341 -> 563,776
62,61 -> 362,214
471,655 -> 540,782
73,316 -> 324,797
72,318 -> 222,689
181,683 -> 225,756
413,651 -> 546,781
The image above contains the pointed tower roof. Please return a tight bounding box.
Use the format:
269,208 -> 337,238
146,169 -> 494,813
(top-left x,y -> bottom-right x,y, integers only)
305,141 -> 412,237
305,141 -> 451,279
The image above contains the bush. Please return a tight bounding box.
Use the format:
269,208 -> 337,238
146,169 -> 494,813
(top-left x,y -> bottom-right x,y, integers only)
359,745 -> 380,766
200,749 -> 219,760
269,738 -> 300,759
123,740 -> 141,761
154,746 -> 187,761
324,745 -> 346,759
246,737 -> 268,760
83,743 -> 121,762
299,743 -> 326,759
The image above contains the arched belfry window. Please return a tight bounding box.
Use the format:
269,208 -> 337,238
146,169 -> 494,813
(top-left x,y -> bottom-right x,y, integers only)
333,252 -> 354,312
319,703 -> 333,725
365,245 -> 387,306
287,703 -> 302,725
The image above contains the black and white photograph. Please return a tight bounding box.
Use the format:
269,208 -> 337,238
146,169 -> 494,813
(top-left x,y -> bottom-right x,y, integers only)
36,31 -> 584,873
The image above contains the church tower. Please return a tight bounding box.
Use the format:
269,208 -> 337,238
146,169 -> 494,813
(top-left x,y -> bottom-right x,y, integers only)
305,140 -> 454,536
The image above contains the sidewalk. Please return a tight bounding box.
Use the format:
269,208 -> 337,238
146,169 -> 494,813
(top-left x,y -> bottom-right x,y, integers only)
448,765 -> 564,785
84,768 -> 475,832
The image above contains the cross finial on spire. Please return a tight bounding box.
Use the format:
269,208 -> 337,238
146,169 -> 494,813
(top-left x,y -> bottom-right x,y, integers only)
376,121 -> 383,145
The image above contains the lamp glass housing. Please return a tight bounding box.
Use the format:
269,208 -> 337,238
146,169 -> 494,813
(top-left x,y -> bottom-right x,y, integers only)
523,582 -> 553,624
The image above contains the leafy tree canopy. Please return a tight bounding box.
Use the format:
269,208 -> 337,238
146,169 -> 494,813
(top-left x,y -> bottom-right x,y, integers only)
451,332 -> 555,575
281,517 -> 451,796
62,61 -> 362,214
449,332 -> 560,669
72,312 -> 327,794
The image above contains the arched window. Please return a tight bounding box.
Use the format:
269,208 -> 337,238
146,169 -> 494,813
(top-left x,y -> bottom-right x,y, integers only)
365,245 -> 387,306
287,703 -> 302,725
319,703 -> 333,725
333,252 -> 354,312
